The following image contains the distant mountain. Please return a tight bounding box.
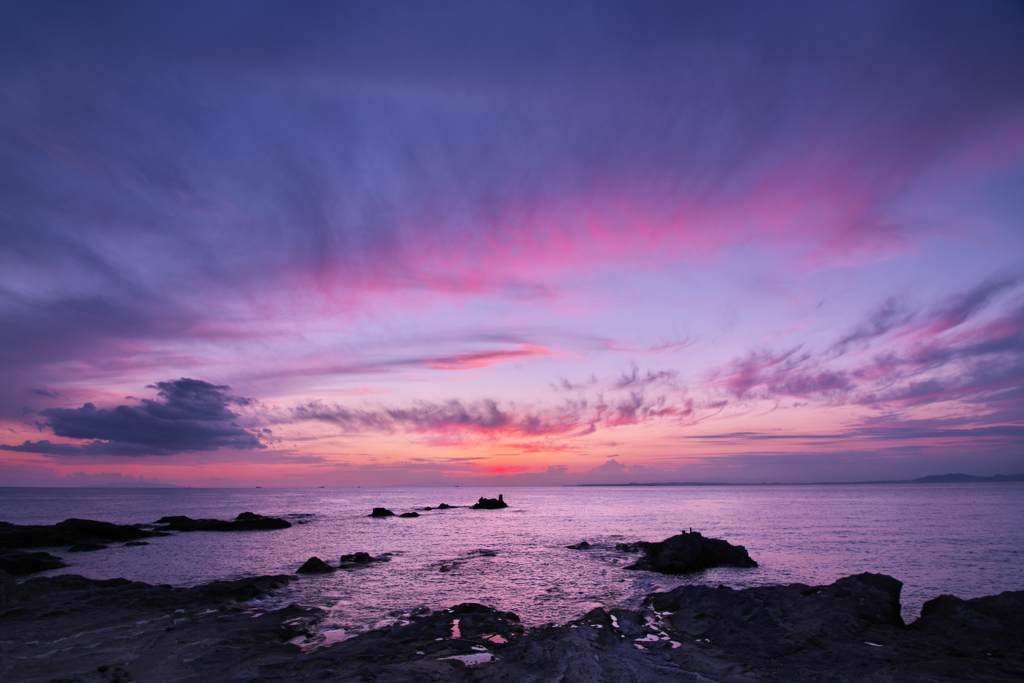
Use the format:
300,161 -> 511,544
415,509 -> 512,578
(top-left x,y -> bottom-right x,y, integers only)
575,473 -> 1024,487
910,473 -> 1024,483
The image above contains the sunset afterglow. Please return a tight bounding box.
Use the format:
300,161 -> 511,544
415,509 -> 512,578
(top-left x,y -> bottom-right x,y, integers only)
2,1 -> 1023,486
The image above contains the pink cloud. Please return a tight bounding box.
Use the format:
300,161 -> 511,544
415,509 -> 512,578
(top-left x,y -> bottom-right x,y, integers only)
426,344 -> 557,370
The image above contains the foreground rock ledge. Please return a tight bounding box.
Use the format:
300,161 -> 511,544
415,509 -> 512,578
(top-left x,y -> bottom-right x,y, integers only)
1,571 -> 1021,683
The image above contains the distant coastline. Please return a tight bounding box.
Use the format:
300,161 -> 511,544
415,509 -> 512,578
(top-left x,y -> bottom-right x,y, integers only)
571,472 -> 1024,487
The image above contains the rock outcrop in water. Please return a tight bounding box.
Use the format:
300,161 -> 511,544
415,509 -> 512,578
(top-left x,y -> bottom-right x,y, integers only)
566,541 -> 592,549
368,507 -> 395,517
297,557 -> 335,573
2,571 -> 1021,682
625,530 -> 757,574
0,550 -> 68,576
0,518 -> 166,550
472,494 -> 508,509
338,552 -> 390,567
154,512 -> 291,531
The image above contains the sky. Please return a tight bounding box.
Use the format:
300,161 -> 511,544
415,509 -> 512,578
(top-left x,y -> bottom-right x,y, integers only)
2,0 -> 1024,487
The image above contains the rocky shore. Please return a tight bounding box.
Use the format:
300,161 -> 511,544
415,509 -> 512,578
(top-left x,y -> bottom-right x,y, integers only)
2,568 -> 1021,683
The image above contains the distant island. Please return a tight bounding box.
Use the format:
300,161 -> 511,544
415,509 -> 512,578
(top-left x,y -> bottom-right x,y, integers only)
574,472 -> 1024,487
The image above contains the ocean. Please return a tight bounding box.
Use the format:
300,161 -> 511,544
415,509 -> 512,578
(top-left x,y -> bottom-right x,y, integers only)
2,483 -> 1022,639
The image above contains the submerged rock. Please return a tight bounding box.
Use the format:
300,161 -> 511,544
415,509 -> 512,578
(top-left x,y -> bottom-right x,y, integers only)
67,543 -> 108,552
297,557 -> 335,574
625,530 -> 757,574
399,512 -> 420,518
339,552 -> 391,567
471,494 -> 508,510
437,503 -> 455,509
368,508 -> 395,518
0,550 -> 68,576
614,541 -> 649,553
154,513 -> 291,531
566,541 -> 592,549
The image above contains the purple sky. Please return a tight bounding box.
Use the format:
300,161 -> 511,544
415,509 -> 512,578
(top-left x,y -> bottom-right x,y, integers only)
2,1 -> 1023,487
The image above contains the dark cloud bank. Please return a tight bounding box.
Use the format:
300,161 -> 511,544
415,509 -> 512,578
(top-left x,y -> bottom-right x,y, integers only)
1,379 -> 264,456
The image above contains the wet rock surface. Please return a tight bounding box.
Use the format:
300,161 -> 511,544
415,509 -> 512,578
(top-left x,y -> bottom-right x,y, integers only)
154,511 -> 291,531
0,518 -> 166,549
0,550 -> 68,576
369,507 -> 396,517
0,569 -> 15,608
0,573 -> 311,683
625,530 -> 758,574
2,572 -> 1021,682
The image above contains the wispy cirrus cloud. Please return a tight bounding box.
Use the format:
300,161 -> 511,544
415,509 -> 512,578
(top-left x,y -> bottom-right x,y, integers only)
711,278 -> 1024,425
284,389 -> 690,445
426,344 -> 557,370
716,347 -> 852,400
915,277 -> 1019,339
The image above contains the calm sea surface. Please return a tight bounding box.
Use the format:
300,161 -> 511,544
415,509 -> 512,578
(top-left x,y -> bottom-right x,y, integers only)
1,484 -> 1021,636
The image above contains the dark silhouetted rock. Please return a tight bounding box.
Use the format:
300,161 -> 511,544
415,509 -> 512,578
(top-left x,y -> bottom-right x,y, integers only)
0,569 -> 17,608
124,541 -> 149,547
625,530 -> 756,574
437,503 -> 454,509
2,570 -> 1023,683
341,552 -> 372,564
154,513 -> 291,531
338,552 -> 390,567
0,550 -> 68,576
471,494 -> 508,510
0,518 -> 165,550
566,541 -> 591,549
399,512 -> 419,518
68,543 -> 108,552
296,557 -> 335,574
368,508 -> 395,517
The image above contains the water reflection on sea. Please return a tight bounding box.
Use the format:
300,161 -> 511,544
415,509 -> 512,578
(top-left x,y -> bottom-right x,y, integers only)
1,484 -> 1021,634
